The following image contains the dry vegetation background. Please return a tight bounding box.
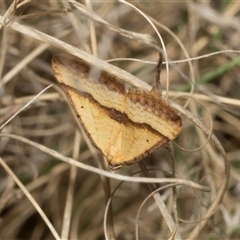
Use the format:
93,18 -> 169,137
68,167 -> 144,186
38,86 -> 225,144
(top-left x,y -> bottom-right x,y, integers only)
0,0 -> 240,239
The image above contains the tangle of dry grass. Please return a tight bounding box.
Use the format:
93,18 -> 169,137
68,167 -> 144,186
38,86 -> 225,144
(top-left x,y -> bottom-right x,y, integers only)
0,1 -> 239,240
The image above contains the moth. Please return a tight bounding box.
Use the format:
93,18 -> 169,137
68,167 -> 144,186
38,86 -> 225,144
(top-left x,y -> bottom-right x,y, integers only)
52,55 -> 182,169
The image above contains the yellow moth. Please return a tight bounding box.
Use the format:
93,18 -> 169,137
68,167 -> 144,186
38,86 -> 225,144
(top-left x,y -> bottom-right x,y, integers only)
52,55 -> 182,169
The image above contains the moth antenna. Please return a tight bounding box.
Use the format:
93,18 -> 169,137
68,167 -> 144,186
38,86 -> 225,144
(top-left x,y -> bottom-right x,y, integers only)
155,52 -> 163,95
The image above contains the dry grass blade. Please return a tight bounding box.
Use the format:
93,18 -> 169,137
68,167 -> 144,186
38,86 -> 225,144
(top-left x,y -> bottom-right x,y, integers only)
0,1 -> 237,239
0,133 -> 209,190
0,157 -> 61,240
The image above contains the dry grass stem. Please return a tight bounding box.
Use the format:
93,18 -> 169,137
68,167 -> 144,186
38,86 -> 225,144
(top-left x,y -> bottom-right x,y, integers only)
0,1 -> 238,239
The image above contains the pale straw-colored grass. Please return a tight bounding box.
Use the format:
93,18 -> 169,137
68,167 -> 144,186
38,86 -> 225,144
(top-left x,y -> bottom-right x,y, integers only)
0,1 -> 239,239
